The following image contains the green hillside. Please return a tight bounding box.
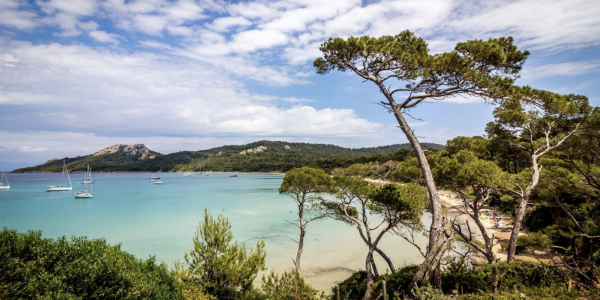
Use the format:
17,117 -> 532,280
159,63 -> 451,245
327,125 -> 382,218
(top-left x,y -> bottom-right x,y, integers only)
13,140 -> 442,173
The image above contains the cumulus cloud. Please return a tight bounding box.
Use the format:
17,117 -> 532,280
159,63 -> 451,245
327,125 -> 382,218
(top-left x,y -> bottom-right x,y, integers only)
89,30 -> 121,44
0,41 -> 388,161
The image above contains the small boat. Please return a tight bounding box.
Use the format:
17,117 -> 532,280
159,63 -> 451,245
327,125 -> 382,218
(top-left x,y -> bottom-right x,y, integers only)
154,180 -> 164,184
75,189 -> 93,198
0,169 -> 9,190
149,177 -> 160,182
81,164 -> 94,184
47,161 -> 73,191
230,174 -> 237,177
183,172 -> 193,177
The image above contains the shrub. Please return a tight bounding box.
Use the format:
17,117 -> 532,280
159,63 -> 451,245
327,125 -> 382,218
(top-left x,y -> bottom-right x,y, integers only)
331,265 -> 419,300
456,284 -> 598,300
442,261 -> 564,294
178,209 -> 266,300
261,270 -> 324,300
0,228 -> 179,300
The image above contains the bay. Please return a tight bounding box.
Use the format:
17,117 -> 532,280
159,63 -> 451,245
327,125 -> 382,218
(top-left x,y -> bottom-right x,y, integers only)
0,172 -> 427,291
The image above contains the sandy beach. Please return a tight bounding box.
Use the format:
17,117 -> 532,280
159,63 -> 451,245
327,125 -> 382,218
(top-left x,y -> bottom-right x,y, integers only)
440,191 -> 540,263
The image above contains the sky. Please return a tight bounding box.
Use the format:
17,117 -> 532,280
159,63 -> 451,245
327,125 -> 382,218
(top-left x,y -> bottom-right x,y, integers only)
0,0 -> 599,164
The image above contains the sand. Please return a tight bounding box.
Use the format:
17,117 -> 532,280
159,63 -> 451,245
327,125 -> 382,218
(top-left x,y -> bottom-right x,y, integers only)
440,191 -> 541,263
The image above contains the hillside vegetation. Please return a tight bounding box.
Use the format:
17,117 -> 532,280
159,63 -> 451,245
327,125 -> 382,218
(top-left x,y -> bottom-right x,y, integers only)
13,140 -> 442,173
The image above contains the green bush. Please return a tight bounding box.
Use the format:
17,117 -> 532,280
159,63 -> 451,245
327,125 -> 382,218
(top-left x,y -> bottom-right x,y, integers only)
331,265 -> 419,300
0,228 -> 180,300
178,209 -> 266,300
261,270 -> 324,300
442,261 -> 564,294
456,284 -> 598,300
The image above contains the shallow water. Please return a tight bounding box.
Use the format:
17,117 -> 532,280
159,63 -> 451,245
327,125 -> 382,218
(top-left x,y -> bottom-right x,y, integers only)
0,172 -> 428,292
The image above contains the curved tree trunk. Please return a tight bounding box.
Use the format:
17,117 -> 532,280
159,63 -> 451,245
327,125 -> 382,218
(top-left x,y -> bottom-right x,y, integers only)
507,155 -> 540,262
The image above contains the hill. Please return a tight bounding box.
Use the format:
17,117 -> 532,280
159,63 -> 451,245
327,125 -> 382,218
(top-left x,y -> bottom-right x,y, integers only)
12,141 -> 443,173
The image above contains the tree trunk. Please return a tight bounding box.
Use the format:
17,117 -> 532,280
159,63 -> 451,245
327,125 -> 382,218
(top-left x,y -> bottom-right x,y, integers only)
507,156 -> 541,262
392,106 -> 444,249
363,251 -> 375,300
409,225 -> 451,290
374,247 -> 396,273
376,81 -> 446,287
295,222 -> 305,277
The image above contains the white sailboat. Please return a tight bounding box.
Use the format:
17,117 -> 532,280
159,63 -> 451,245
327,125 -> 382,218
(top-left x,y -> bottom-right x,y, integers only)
82,164 -> 94,184
75,181 -> 93,198
46,161 -> 73,191
0,169 -> 9,190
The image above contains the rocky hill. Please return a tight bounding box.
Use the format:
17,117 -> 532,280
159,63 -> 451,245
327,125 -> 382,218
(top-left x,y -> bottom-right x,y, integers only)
13,141 -> 443,173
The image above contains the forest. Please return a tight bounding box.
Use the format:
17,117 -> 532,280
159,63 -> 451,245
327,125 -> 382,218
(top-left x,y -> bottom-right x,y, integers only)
2,31 -> 599,299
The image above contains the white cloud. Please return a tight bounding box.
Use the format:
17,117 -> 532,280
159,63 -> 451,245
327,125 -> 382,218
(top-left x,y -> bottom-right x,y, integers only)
0,3 -> 39,30
207,16 -> 251,32
0,54 -> 19,67
521,61 -> 600,80
0,41 -> 388,161
37,0 -> 97,16
89,30 -> 121,44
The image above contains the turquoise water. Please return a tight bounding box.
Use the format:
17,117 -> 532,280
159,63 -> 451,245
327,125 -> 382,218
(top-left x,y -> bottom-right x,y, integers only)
0,172 -> 427,291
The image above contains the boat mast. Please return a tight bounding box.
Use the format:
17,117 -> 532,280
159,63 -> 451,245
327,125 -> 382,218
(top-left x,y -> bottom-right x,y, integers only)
64,161 -> 72,188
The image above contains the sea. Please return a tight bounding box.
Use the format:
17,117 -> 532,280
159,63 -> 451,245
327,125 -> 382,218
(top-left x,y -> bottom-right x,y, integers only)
0,172 -> 428,291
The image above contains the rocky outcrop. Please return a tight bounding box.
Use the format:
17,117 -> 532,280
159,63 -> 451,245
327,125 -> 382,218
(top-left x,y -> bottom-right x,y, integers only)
46,158 -> 59,163
239,146 -> 268,155
93,144 -> 155,160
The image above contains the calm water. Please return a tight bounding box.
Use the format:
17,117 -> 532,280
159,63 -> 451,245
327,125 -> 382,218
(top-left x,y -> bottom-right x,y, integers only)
0,172 -> 427,291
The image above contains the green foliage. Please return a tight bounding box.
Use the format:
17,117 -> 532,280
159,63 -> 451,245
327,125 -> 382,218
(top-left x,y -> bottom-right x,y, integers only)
180,209 -> 266,300
261,270 -> 324,300
409,284 -> 444,300
441,261 -> 564,294
0,228 -> 179,300
332,265 -> 419,300
315,31 -> 529,105
516,232 -> 553,251
370,183 -> 427,225
456,285 -> 598,300
279,167 -> 334,219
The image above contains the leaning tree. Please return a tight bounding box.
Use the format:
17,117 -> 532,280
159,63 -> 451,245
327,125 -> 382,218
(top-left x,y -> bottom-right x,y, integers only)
486,89 -> 590,262
314,30 -> 529,285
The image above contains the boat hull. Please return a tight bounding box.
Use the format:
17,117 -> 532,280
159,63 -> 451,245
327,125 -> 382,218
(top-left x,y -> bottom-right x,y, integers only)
46,186 -> 73,191
0,185 -> 9,190
75,191 -> 93,198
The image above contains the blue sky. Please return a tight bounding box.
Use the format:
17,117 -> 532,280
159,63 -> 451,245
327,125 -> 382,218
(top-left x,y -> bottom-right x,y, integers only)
0,0 -> 599,164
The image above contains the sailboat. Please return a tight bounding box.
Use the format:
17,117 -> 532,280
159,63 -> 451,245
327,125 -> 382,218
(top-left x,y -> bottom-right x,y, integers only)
46,161 -> 73,191
75,180 -> 93,198
0,169 -> 9,190
81,164 -> 94,184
